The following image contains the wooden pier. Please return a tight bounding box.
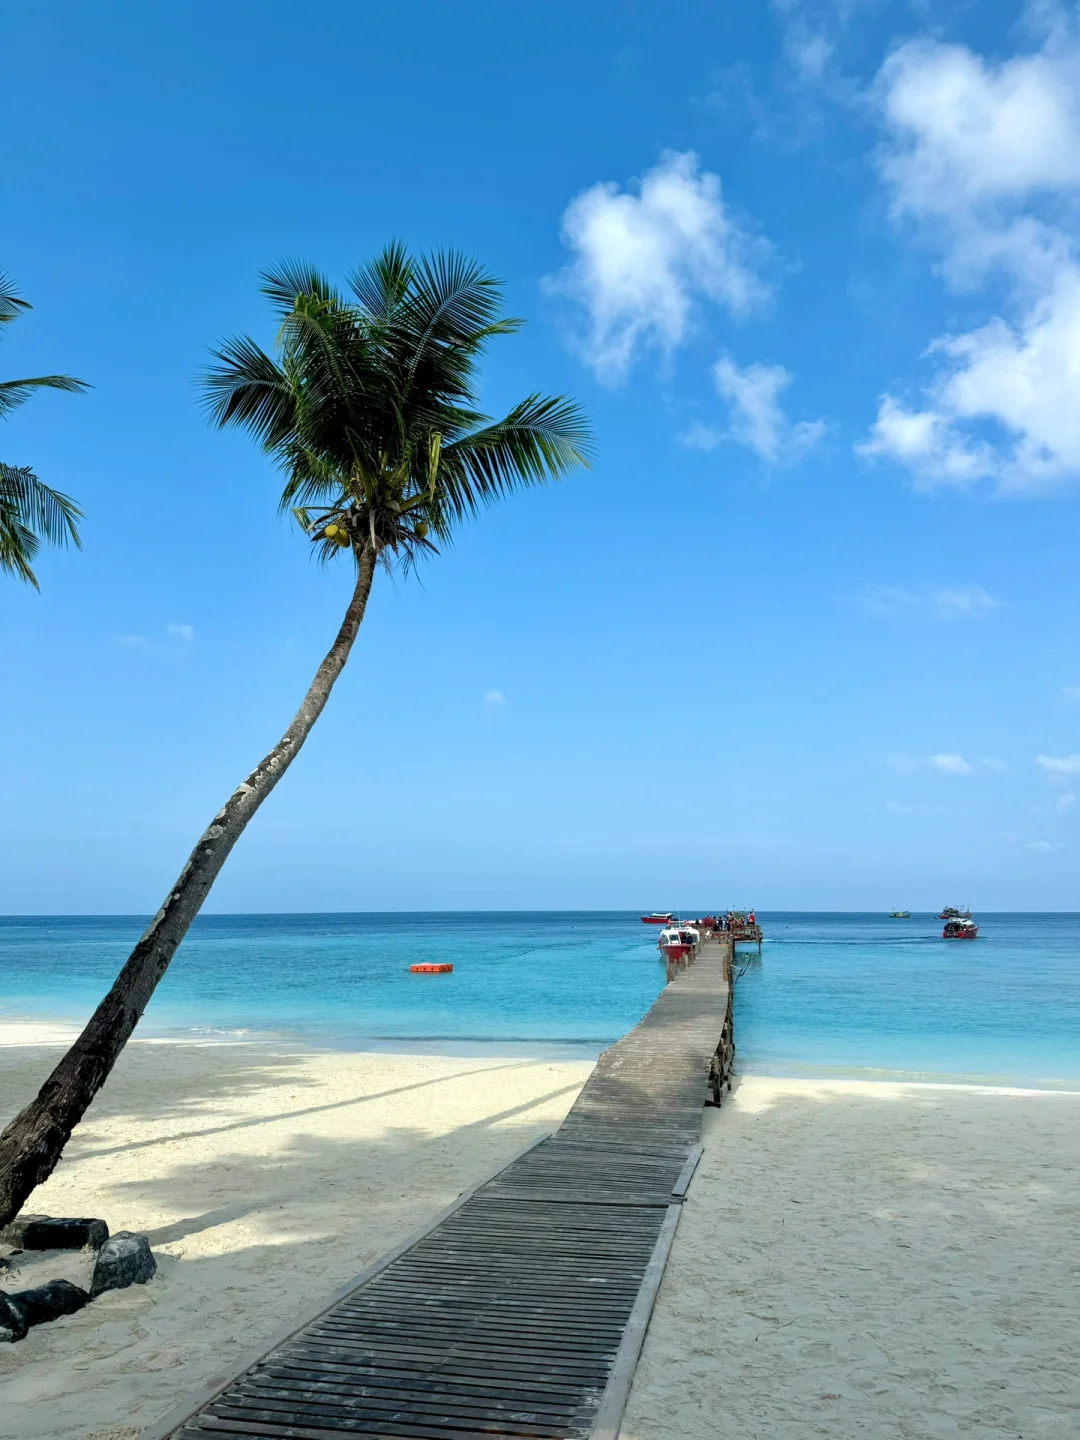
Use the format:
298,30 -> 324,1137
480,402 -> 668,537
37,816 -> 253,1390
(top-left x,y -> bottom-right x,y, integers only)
144,934 -> 735,1440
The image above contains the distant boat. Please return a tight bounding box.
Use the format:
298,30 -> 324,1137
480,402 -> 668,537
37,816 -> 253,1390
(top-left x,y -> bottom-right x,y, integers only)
890,910 -> 911,918
939,906 -> 971,920
944,917 -> 978,939
641,911 -> 674,925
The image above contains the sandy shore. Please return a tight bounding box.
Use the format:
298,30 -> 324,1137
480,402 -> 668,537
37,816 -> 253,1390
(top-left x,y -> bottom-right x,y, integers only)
2,1050 -> 1077,1440
0,1040 -> 593,1440
624,1075 -> 1080,1440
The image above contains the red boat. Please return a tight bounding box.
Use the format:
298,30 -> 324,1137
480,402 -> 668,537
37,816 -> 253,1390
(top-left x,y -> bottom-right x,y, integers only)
943,918 -> 978,939
641,911 -> 674,924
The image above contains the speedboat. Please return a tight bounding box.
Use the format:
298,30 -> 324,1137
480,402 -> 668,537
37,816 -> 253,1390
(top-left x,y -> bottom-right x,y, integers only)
641,911 -> 674,925
658,925 -> 699,961
943,917 -> 978,939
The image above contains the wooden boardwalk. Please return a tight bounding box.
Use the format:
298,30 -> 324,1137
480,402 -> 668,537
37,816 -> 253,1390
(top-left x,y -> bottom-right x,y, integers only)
146,934 -> 734,1440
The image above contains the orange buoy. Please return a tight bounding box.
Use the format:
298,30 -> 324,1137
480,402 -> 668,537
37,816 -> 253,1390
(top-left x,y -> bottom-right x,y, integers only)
410,963 -> 453,974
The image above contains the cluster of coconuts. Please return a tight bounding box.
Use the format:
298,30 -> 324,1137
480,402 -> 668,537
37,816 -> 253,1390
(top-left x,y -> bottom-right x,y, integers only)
321,519 -> 428,547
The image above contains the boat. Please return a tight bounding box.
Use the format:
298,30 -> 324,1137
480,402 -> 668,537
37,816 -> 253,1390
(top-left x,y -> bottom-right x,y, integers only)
938,906 -> 971,920
943,917 -> 978,939
890,910 -> 911,918
658,925 -> 699,962
641,911 -> 674,925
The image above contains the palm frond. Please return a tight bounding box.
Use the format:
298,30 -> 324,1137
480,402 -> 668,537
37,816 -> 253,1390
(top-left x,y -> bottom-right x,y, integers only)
400,251 -> 522,401
202,246 -> 592,568
201,335 -> 296,447
439,394 -> 593,518
0,274 -> 31,327
260,261 -> 337,318
0,463 -> 83,587
0,374 -> 90,420
349,242 -> 413,321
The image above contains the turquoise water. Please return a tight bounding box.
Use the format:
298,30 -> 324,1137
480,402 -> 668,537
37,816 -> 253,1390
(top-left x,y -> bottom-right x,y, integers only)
1,912 -> 1078,1086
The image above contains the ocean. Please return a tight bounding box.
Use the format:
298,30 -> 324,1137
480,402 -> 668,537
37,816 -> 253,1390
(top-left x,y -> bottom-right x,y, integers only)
1,911 -> 1078,1087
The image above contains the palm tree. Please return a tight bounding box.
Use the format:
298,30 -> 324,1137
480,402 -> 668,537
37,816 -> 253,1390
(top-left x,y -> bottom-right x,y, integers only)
0,244 -> 591,1229
0,275 -> 86,587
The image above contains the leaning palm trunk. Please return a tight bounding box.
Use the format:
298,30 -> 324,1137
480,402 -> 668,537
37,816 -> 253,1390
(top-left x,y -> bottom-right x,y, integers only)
0,548 -> 376,1230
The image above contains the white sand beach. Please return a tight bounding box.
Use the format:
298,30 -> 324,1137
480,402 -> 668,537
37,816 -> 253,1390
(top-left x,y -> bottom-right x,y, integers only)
624,1075 -> 1080,1440
0,1040 -> 593,1440
1,1048 -> 1077,1440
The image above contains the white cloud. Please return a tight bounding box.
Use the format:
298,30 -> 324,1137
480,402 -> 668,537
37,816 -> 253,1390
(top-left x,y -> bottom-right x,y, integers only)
1058,790 -> 1076,812
1061,683 -> 1080,699
1036,753 -> 1080,778
931,584 -> 999,619
875,38 -> 1080,228
886,751 -> 973,776
168,623 -> 195,642
1026,839 -> 1056,851
927,752 -> 973,775
689,357 -> 825,463
862,582 -> 998,618
548,151 -> 771,382
980,757 -> 1009,773
117,633 -> 151,651
483,689 -> 506,707
862,31 -> 1080,493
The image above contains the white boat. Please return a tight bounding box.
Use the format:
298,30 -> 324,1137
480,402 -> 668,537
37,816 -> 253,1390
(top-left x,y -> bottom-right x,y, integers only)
658,925 -> 700,961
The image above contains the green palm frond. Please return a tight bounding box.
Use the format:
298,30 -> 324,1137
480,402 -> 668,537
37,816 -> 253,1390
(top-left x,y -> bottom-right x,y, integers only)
201,335 -> 295,446
0,276 -> 88,586
0,274 -> 31,327
349,241 -> 413,322
0,463 -> 83,588
0,374 -> 90,421
260,261 -> 337,318
203,242 -> 593,571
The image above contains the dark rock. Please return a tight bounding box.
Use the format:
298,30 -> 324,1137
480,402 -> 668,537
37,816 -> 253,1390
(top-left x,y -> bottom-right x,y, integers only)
0,1293 -> 29,1343
89,1232 -> 156,1297
10,1278 -> 90,1326
0,1215 -> 109,1251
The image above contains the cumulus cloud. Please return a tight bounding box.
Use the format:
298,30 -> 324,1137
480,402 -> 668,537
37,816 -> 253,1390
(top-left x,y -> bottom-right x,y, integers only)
931,584 -> 998,619
927,752 -> 973,775
980,757 -> 1009,773
1061,683 -> 1080,699
684,357 -> 824,463
1036,753 -> 1080,778
1026,839 -> 1056,851
168,623 -> 195,642
861,30 -> 1080,493
483,689 -> 506,707
1058,790 -> 1076,812
886,752 -> 973,776
860,582 -> 998,618
548,152 -> 771,382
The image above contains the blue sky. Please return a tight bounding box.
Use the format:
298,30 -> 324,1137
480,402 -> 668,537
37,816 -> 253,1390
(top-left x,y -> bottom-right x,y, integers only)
4,0 -> 1080,911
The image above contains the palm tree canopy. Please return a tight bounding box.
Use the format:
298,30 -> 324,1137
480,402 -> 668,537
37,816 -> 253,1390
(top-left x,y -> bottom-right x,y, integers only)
0,273 -> 87,585
202,244 -> 592,567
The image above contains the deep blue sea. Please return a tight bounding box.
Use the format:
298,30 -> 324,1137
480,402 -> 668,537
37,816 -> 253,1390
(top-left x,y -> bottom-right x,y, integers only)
1,912 -> 1078,1087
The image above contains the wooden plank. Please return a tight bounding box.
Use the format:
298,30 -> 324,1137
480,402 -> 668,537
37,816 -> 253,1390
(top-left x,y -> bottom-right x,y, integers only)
147,936 -> 733,1440
586,1205 -> 682,1440
137,1133 -> 553,1440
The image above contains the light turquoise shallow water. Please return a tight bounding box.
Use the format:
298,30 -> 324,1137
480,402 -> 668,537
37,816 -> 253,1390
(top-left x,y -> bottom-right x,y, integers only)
1,912 -> 1077,1086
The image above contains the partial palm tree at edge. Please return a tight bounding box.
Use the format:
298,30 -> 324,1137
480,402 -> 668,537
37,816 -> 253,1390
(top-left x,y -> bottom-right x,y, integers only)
0,275 -> 86,587
0,244 -> 592,1229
